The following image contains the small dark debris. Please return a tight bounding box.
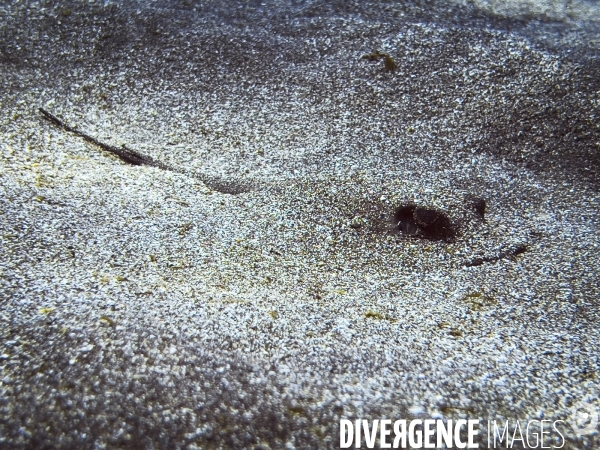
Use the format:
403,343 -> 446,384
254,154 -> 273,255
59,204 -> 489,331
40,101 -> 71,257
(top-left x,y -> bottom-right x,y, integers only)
361,50 -> 397,72
99,315 -> 116,327
364,311 -> 385,320
383,54 -> 397,72
362,52 -> 381,61
466,258 -> 485,267
394,204 -> 456,241
179,222 -> 193,236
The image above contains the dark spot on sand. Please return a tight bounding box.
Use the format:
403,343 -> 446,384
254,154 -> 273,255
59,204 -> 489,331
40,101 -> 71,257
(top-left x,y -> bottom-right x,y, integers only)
201,177 -> 252,195
393,204 -> 419,235
471,197 -> 486,220
465,244 -> 529,267
393,204 -> 456,241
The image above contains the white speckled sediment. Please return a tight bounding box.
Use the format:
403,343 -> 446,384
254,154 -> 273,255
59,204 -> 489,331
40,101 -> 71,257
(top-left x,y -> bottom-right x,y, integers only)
0,0 -> 599,448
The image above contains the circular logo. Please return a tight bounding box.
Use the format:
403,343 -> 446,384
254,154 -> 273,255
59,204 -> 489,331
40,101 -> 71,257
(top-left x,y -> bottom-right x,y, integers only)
570,401 -> 598,437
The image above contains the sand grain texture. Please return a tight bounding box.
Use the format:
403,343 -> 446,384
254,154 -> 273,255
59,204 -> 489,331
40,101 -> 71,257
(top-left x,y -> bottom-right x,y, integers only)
0,0 -> 599,448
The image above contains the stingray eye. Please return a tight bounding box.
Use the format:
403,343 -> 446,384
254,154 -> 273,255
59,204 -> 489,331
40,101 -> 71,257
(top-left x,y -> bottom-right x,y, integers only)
393,204 -> 418,235
414,206 -> 455,241
401,219 -> 419,235
393,204 -> 456,241
414,208 -> 439,227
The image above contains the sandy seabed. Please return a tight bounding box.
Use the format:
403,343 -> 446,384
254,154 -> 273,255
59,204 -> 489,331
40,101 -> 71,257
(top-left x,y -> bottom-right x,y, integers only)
0,0 -> 599,448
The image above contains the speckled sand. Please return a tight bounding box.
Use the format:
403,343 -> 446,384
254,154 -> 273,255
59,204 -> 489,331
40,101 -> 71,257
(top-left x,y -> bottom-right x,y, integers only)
0,0 -> 599,448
